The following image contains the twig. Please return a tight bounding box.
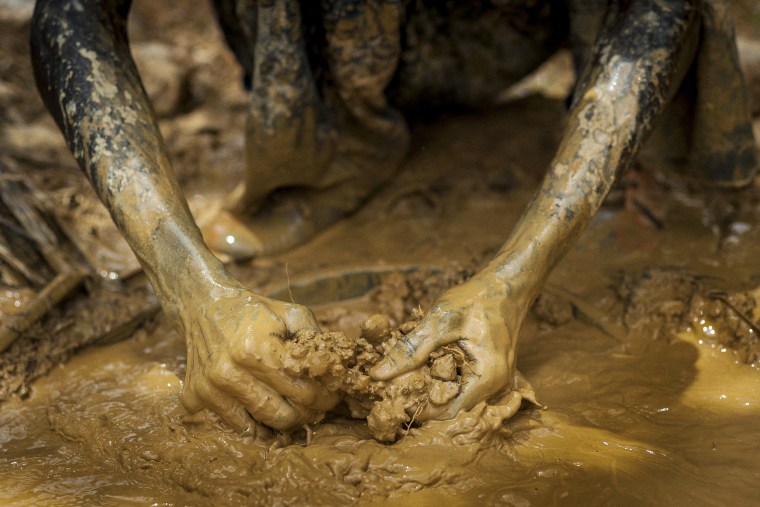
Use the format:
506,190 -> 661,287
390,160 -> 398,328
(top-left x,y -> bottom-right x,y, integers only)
404,397 -> 428,439
90,304 -> 161,346
706,290 -> 760,334
303,424 -> 313,446
285,262 -> 295,304
0,232 -> 47,286
0,156 -> 75,274
0,270 -> 87,352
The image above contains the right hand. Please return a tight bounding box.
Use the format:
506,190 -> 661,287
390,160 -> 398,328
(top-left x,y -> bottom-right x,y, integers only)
178,284 -> 340,432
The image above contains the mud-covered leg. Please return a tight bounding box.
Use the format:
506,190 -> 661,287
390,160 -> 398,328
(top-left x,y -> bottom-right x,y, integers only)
202,0 -> 408,259
31,0 -> 338,432
373,0 -> 700,421
237,0 -> 336,208
30,0 -> 227,313
202,0 -> 336,258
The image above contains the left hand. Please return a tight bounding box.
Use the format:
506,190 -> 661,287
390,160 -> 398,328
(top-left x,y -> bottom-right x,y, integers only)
370,272 -> 530,421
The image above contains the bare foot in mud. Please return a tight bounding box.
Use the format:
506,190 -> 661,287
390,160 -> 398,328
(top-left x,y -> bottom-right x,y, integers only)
201,158 -> 395,259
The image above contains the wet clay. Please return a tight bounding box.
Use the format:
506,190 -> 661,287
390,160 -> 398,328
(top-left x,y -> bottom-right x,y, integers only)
4,0 -> 760,504
282,309 -> 538,442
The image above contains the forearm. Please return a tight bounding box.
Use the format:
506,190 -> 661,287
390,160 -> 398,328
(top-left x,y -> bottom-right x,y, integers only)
481,0 -> 699,298
30,0 -> 233,314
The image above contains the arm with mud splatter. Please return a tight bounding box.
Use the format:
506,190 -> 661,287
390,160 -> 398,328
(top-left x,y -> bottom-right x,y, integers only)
372,0 -> 700,420
30,0 -> 338,432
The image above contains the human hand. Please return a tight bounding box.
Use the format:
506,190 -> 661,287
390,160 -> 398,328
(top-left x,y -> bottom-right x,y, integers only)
370,273 -> 528,422
178,284 -> 340,432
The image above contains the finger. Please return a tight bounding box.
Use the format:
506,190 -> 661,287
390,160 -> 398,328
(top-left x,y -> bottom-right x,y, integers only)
231,338 -> 339,412
180,381 -> 204,413
180,347 -> 206,413
237,382 -> 312,431
483,390 -> 523,422
432,369 -> 498,420
370,322 -> 442,380
207,359 -> 312,431
205,394 -> 258,434
281,303 -> 320,332
252,364 -> 340,413
184,380 -> 256,433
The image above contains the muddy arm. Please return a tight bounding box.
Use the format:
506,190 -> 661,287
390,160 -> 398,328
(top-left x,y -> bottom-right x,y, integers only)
482,0 -> 699,300
30,0 -> 338,430
30,0 -> 234,318
372,0 -> 701,418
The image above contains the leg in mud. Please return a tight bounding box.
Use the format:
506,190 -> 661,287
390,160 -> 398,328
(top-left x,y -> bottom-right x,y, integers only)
31,0 -> 338,432
203,0 -> 409,259
372,0 -> 701,424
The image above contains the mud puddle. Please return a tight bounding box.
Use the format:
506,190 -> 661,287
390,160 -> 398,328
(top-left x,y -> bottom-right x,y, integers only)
3,176 -> 760,505
3,1 -> 760,503
2,276 -> 760,506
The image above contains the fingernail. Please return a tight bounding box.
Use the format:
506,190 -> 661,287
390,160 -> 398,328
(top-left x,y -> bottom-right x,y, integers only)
370,362 -> 392,380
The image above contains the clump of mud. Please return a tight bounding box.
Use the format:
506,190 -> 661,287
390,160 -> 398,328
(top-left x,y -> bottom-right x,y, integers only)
283,309 -> 477,442
367,265 -> 474,325
617,268 -> 760,364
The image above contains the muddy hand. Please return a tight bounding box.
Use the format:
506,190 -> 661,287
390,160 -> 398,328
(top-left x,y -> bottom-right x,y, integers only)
371,273 -> 522,421
180,286 -> 340,432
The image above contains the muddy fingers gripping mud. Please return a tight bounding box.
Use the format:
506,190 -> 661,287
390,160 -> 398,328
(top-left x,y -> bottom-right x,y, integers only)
282,309 -> 538,442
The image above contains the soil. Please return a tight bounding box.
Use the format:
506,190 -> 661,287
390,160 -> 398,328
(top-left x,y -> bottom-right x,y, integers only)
282,305 -> 538,443
3,1 -> 760,506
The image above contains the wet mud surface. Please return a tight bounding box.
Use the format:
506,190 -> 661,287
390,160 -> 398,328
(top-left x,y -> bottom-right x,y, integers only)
3,0 -> 760,505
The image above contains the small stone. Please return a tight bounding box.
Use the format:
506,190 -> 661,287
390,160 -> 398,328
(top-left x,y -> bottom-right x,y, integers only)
399,321 -> 417,334
360,314 -> 391,343
306,350 -> 333,377
430,354 -> 457,381
288,343 -> 309,359
367,399 -> 409,442
429,381 -> 459,405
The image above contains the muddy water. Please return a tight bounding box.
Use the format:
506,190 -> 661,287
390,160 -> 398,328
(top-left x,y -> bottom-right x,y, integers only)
3,101 -> 760,505
3,271 -> 760,505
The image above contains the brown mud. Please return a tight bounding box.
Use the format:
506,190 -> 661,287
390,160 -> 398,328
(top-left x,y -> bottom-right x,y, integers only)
3,0 -> 760,506
282,306 -> 537,443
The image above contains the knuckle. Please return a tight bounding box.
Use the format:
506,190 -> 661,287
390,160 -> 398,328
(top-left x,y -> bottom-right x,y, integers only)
272,409 -> 305,431
397,335 -> 417,356
207,359 -> 237,389
287,386 -> 316,407
439,309 -> 463,327
229,341 -> 255,364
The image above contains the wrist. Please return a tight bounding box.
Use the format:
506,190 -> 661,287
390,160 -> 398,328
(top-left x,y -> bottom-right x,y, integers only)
143,247 -> 243,331
473,264 -> 534,299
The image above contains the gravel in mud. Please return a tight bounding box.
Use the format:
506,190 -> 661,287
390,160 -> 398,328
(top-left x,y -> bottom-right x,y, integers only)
283,308 -> 484,442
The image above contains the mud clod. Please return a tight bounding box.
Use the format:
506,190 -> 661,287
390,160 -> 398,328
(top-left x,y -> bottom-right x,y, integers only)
617,268 -> 760,364
283,313 -> 475,442
429,380 -> 459,405
359,314 -> 391,344
430,354 -> 457,381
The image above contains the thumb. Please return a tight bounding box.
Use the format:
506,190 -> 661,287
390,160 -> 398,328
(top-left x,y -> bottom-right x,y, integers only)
370,322 -> 440,380
282,303 -> 320,333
